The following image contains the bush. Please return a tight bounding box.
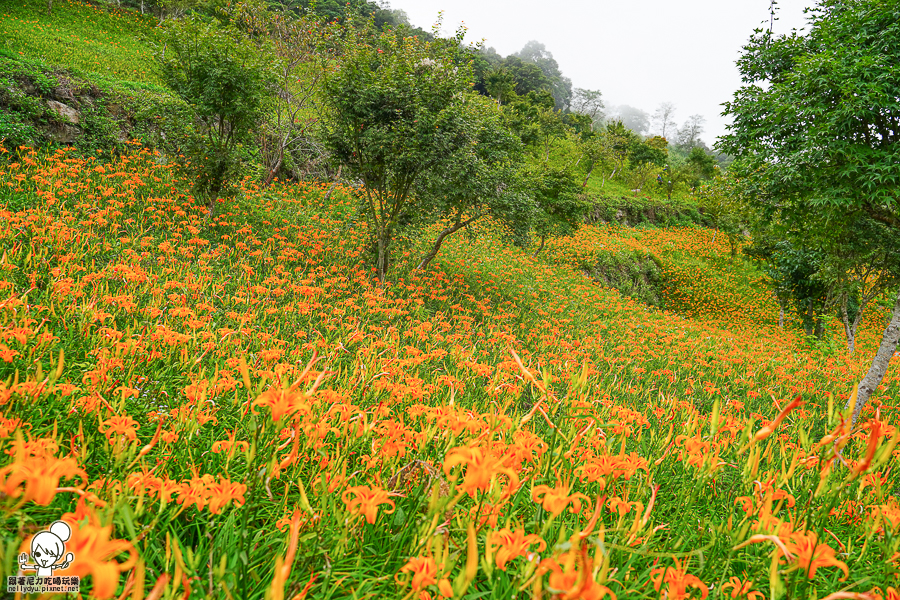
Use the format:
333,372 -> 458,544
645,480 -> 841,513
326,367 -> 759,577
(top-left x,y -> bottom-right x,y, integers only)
157,15 -> 275,202
584,248 -> 664,306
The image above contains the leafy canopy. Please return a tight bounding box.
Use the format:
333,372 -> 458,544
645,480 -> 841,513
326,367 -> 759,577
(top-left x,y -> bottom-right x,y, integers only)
718,0 -> 900,229
322,25 -> 530,278
157,15 -> 275,199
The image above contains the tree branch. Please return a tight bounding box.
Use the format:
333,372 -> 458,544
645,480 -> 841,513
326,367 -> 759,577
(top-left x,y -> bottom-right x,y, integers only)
863,203 -> 900,229
414,214 -> 480,272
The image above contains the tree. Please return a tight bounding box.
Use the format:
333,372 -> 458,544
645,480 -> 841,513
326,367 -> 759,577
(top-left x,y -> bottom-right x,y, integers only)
483,67 -> 516,105
651,102 -> 677,139
748,239 -> 833,337
234,5 -> 343,185
656,163 -> 692,202
684,147 -> 717,186
412,95 -> 529,271
563,112 -> 594,137
514,40 -> 572,110
586,121 -> 634,188
157,15 -> 275,206
695,173 -> 747,256
323,26 -> 526,282
608,105 -> 650,137
528,165 -> 590,257
574,130 -> 617,188
812,217 -> 900,354
501,56 -> 552,97
628,138 -> 667,168
719,0 -> 900,424
570,88 -> 604,130
273,0 -> 432,37
675,114 -> 705,151
503,90 -> 565,161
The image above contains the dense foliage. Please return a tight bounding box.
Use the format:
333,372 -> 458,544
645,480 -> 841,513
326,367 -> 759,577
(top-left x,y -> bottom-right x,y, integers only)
720,0 -> 900,424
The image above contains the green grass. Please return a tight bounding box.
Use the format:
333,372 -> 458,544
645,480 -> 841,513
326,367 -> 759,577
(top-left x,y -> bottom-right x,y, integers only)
585,169 -> 696,203
0,0 -> 160,85
0,53 -> 192,154
583,174 -> 708,227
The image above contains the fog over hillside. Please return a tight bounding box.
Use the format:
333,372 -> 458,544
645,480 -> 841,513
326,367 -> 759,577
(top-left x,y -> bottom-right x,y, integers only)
392,0 -> 810,143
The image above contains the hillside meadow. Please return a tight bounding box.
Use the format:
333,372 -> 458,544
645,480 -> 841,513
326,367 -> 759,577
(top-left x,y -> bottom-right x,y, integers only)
0,145 -> 897,599
0,0 -> 160,85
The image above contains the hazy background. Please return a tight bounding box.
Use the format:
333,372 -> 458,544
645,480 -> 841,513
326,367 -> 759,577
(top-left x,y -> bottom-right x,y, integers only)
390,0 -> 811,146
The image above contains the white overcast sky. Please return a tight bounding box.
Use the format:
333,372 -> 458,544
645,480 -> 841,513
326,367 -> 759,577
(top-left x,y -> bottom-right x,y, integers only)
390,0 -> 812,145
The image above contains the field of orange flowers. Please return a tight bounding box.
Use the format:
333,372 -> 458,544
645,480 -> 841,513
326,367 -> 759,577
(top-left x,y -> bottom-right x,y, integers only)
1,146 -> 899,599
544,223 -> 892,346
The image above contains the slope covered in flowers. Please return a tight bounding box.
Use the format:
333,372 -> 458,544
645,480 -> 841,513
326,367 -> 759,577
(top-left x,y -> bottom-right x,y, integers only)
1,147 -> 899,600
545,222 -> 893,351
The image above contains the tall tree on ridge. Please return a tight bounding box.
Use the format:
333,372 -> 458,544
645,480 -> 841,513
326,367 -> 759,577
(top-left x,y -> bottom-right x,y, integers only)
652,102 -> 677,139
720,0 -> 900,424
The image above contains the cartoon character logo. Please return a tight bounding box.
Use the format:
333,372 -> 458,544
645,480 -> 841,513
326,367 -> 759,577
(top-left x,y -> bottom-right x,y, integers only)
18,521 -> 75,577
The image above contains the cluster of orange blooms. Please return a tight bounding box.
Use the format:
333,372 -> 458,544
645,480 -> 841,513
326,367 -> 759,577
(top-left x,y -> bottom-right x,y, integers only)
0,146 -> 898,599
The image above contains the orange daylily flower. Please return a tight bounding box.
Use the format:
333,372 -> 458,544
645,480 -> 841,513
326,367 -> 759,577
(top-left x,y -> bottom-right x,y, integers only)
866,587 -> 900,600
735,529 -> 849,581
269,507 -> 303,600
396,555 -> 438,591
443,446 -> 520,499
753,395 -> 803,442
850,419 -> 882,478
538,541 -> 616,600
721,576 -> 764,600
649,559 -> 708,600
206,478 -> 248,515
99,415 -> 140,444
341,484 -> 396,525
781,530 -> 849,581
0,454 -> 86,506
488,526 -> 546,570
872,498 -> 900,533
252,388 -> 310,422
211,430 -> 249,458
533,477 -> 590,517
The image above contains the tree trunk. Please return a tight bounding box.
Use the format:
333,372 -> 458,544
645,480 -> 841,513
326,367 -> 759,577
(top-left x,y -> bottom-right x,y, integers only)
840,293 -> 857,355
532,235 -> 546,258
47,0 -> 52,14
849,287 -> 900,425
779,305 -> 784,329
601,168 -> 618,189
581,161 -> 595,188
804,299 -> 816,337
415,217 -> 476,272
843,320 -> 856,355
376,234 -> 388,284
321,165 -> 342,204
814,316 -> 825,340
263,154 -> 283,187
